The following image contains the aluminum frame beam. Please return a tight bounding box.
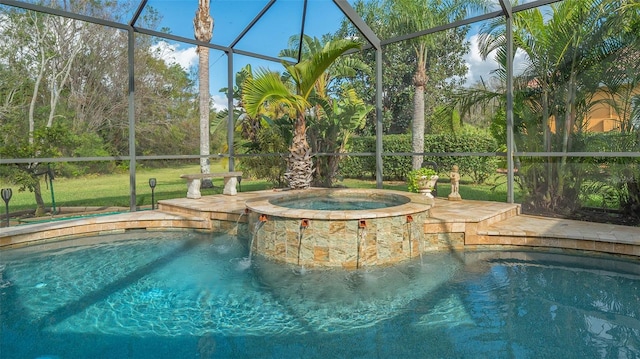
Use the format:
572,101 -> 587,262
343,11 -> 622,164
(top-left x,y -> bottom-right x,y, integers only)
128,0 -> 147,27
500,0 -> 515,203
228,0 -> 276,49
1,0 -> 128,30
333,0 -> 381,50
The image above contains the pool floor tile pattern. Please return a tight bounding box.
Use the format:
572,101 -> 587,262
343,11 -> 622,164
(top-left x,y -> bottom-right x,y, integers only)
1,189 -> 639,258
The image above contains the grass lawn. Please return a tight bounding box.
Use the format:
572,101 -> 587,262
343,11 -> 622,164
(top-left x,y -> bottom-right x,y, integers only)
0,163 -> 515,216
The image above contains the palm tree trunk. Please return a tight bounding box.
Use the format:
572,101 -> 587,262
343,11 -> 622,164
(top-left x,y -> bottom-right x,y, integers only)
286,115 -> 313,189
412,64 -> 427,170
194,0 -> 214,187
197,45 -> 212,187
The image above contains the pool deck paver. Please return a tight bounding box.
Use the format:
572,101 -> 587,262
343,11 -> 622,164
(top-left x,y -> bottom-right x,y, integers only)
430,198 -> 640,243
1,190 -> 639,258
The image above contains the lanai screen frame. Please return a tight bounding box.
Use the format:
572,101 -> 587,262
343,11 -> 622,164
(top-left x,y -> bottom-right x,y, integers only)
1,0 -> 596,211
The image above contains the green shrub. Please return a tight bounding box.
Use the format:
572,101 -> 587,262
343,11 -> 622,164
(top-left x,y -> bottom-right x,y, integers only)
340,136 -> 377,179
340,128 -> 499,183
56,133 -> 116,176
238,125 -> 288,187
424,128 -> 500,184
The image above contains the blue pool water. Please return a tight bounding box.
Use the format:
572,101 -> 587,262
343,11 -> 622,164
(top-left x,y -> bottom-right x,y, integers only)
1,231 -> 639,358
270,196 -> 406,210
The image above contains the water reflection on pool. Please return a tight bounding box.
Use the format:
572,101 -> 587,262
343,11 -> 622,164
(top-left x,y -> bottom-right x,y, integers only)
1,231 -> 639,358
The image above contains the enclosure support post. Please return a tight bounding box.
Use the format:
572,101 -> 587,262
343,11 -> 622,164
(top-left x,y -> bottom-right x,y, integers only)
502,0 -> 515,203
227,51 -> 235,171
375,48 -> 383,189
127,28 -> 137,211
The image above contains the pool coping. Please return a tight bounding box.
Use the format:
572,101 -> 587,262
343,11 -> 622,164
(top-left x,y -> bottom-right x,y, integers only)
245,188 -> 433,220
0,190 -> 639,258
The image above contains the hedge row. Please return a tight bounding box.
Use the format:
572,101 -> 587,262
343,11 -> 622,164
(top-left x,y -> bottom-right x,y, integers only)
339,130 -> 500,183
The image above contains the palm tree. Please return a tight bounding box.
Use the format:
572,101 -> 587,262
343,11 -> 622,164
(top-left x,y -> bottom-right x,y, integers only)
467,0 -> 632,213
279,35 -> 372,187
242,39 -> 361,189
193,0 -> 214,185
386,0 -> 488,170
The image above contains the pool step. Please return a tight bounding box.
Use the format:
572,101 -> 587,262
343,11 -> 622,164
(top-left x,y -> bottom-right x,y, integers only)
475,214 -> 640,257
0,210 -> 208,248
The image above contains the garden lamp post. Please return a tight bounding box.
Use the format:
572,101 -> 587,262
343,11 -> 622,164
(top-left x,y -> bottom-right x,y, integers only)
149,178 -> 157,210
1,188 -> 12,227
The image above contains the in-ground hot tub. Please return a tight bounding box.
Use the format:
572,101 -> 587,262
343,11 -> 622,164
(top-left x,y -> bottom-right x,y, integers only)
244,188 -> 434,269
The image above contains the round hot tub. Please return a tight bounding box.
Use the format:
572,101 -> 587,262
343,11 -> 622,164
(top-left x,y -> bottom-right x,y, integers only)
244,188 -> 434,269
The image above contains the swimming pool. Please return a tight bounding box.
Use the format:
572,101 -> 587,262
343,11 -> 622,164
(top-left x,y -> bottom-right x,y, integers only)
1,231 -> 639,358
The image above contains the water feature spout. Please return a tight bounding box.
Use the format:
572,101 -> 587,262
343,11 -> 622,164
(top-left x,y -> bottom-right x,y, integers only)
248,218 -> 266,263
297,219 -> 310,265
406,214 -> 415,258
357,224 -> 368,269
234,209 -> 247,236
407,221 -> 413,259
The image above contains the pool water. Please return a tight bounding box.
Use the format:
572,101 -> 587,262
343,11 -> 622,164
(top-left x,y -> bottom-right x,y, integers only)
270,197 -> 406,210
1,231 -> 639,358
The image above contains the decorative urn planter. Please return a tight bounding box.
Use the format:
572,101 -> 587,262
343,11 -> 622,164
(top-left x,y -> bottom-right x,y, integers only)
407,167 -> 438,198
418,175 -> 439,198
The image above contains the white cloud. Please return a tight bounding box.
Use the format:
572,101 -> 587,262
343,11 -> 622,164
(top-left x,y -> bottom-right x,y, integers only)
211,94 -> 228,111
150,41 -> 198,71
463,34 -> 529,86
463,34 -> 500,85
150,41 -> 228,110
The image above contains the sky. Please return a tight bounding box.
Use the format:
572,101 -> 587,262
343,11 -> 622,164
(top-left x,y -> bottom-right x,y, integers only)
144,0 -> 525,111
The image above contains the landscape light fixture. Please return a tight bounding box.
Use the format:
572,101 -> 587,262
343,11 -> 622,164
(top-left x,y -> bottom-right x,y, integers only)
1,188 -> 12,227
149,178 -> 157,210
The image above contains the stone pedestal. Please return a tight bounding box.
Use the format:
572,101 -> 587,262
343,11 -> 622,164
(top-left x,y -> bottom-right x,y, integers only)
223,176 -> 238,196
448,193 -> 462,201
186,179 -> 202,199
419,188 -> 434,198
181,172 -> 242,198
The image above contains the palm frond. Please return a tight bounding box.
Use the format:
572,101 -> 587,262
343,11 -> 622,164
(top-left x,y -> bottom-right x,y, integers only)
289,39 -> 361,100
279,34 -> 324,62
242,68 -> 306,118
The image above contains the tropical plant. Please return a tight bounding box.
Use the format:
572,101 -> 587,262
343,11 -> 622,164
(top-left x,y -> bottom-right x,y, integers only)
309,87 -> 373,186
220,64 -> 286,185
220,64 -> 258,142
596,27 -> 640,220
384,0 -> 489,170
241,38 -> 362,189
278,35 -> 373,187
333,0 -> 473,137
453,0 -> 636,215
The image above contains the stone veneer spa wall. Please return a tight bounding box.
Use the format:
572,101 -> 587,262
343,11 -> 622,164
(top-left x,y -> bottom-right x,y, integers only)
245,188 -> 433,269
